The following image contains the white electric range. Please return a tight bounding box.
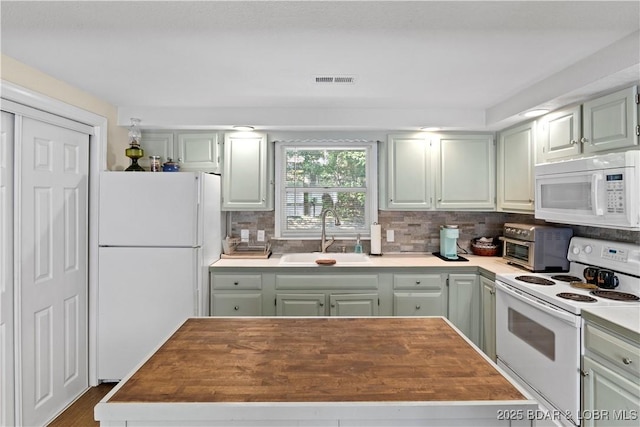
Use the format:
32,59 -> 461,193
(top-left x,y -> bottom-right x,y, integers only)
495,237 -> 640,427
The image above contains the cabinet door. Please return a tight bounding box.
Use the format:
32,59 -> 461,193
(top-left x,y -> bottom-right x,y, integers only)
139,132 -> 175,169
583,86 -> 638,154
447,274 -> 481,347
539,106 -> 582,162
497,121 -> 535,213
222,132 -> 272,210
211,293 -> 262,316
582,356 -> 640,427
480,276 -> 496,361
435,134 -> 495,210
177,132 -> 221,172
330,293 -> 379,316
384,134 -> 432,210
394,293 -> 447,316
276,294 -> 326,316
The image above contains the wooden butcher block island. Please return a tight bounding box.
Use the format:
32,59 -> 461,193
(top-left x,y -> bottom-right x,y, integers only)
95,317 -> 537,426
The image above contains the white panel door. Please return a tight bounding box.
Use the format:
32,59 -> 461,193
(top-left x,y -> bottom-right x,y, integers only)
19,117 -> 89,426
1,111 -> 15,427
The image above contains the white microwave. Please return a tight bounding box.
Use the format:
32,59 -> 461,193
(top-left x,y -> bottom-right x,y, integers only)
534,150 -> 640,230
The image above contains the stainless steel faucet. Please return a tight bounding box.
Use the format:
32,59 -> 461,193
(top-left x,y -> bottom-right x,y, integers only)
320,208 -> 341,253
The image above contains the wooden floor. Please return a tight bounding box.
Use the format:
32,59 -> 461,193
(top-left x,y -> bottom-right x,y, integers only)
48,383 -> 115,427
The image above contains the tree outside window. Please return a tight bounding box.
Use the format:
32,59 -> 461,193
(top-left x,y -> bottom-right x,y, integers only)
276,141 -> 377,238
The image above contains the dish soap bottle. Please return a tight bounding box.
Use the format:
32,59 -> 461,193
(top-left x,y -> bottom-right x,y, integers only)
354,234 -> 363,253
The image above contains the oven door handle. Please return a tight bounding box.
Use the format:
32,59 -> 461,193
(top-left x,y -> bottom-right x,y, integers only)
495,281 -> 580,327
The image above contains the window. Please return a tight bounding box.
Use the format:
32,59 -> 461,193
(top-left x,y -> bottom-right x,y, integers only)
275,141 -> 378,239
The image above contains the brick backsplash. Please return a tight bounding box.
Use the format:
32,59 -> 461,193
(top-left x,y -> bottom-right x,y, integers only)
227,210 -> 639,254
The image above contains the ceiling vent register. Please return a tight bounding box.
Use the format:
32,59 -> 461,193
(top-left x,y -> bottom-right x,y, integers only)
314,75 -> 356,84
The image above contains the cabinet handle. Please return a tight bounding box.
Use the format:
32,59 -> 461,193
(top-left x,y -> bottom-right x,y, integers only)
234,306 -> 240,311
580,370 -> 589,377
529,199 -> 534,203
570,139 -> 578,145
490,290 -> 496,295
623,357 -> 632,365
415,280 -> 421,285
331,304 -> 336,308
580,137 -> 589,145
319,302 -> 324,307
234,281 -> 239,286
415,305 -> 421,310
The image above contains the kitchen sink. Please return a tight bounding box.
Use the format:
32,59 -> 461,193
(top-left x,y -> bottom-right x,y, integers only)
279,252 -> 373,266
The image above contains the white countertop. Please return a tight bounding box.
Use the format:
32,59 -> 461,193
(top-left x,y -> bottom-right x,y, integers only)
582,306 -> 640,343
210,253 -> 525,275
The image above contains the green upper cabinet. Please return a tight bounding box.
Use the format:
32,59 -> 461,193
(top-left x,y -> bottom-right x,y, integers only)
497,121 -> 535,213
380,134 -> 433,210
140,131 -> 221,173
537,86 -> 638,163
434,134 -> 495,210
537,105 -> 582,162
222,132 -> 273,211
582,86 -> 639,155
176,132 -> 222,172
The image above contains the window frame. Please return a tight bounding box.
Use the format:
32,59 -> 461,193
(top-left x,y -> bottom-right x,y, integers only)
274,140 -> 378,240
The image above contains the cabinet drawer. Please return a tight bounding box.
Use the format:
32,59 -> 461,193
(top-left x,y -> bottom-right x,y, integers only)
584,323 -> 640,377
211,274 -> 262,290
393,274 -> 442,290
394,292 -> 447,316
211,293 -> 262,316
275,274 -> 378,290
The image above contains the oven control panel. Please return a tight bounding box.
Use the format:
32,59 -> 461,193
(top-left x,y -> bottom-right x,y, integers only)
568,237 -> 640,276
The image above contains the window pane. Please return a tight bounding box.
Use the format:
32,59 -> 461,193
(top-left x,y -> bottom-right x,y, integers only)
285,147 -> 367,188
284,189 -> 366,233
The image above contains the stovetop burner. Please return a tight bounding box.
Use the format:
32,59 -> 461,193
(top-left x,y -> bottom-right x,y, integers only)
551,275 -> 582,283
515,275 -> 555,286
590,290 -> 640,301
557,292 -> 597,303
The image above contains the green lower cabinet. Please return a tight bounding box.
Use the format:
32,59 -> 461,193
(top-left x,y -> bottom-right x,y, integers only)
392,273 -> 447,316
211,293 -> 263,316
447,273 -> 481,347
480,275 -> 496,361
275,293 -> 380,316
582,356 -> 640,427
276,294 -> 326,316
209,269 -> 485,349
393,293 -> 447,316
330,293 -> 379,316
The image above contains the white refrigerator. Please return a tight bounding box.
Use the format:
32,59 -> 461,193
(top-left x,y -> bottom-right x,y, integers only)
98,171 -> 223,380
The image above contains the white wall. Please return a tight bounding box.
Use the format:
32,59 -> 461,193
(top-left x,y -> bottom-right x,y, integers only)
1,54 -> 129,170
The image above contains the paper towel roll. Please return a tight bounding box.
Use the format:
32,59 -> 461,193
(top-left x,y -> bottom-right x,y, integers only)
370,223 -> 382,255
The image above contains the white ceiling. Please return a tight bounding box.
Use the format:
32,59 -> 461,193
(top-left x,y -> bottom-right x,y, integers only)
2,1 -> 639,131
